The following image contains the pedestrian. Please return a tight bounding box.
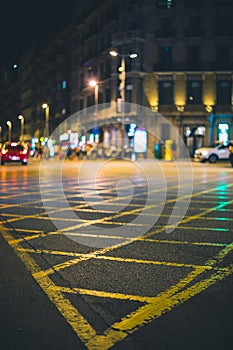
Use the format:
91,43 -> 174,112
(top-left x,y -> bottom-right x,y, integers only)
229,143 -> 233,167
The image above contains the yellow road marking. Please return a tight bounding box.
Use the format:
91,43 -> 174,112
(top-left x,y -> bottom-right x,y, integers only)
1,179 -> 233,349
53,285 -> 152,303
17,246 -> 212,277
1,229 -> 97,342
87,263 -> 233,350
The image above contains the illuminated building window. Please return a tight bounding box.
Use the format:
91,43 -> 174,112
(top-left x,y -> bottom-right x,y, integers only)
61,80 -> 67,90
186,80 -> 202,104
218,123 -> 229,142
57,80 -> 67,91
157,0 -> 174,9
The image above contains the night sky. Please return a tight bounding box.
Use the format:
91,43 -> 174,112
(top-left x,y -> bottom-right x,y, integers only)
0,1 -> 73,68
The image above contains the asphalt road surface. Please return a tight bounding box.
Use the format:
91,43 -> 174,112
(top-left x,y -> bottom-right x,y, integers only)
0,158 -> 233,350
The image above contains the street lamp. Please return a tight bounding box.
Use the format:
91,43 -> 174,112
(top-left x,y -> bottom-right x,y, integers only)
109,50 -> 138,157
42,103 -> 49,139
7,121 -> 12,142
89,79 -> 99,106
89,79 -> 99,117
18,115 -> 24,142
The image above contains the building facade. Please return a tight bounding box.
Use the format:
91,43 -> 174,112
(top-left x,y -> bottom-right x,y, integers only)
0,0 -> 232,156
0,27 -> 71,143
69,0 -> 233,156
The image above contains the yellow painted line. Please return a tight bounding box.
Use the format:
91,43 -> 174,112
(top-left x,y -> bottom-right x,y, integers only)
17,247 -> 212,277
32,256 -> 92,279
3,183 -> 233,235
1,229 -> 97,343
1,180 -> 233,349
140,238 -> 227,247
176,225 -> 229,231
10,227 -> 222,350
86,263 -> 233,349
85,266 -> 207,349
30,238 -> 142,277
181,200 -> 233,225
147,197 -> 233,238
95,255 -> 212,270
198,216 -> 233,221
206,241 -> 233,267
16,247 -> 86,257
53,285 -> 152,303
8,230 -> 62,245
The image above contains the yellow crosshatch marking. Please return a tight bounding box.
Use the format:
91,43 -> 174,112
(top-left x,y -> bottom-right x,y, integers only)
1,180 -> 233,349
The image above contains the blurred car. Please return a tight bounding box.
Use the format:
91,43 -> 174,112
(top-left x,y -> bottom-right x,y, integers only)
194,142 -> 230,163
0,142 -> 29,165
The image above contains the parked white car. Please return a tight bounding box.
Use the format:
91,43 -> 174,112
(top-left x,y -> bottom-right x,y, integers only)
194,142 -> 230,163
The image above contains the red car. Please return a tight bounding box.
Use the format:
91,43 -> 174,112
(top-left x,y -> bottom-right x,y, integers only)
1,142 -> 29,165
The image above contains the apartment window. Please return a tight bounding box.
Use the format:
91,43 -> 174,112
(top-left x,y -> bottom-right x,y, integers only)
216,45 -> 230,69
189,16 -> 201,36
159,81 -> 174,104
61,80 -> 67,90
186,80 -> 202,104
186,46 -> 201,69
186,0 -> 203,8
160,18 -> 173,37
215,15 -> 232,36
57,80 -> 67,92
157,0 -> 174,9
158,46 -> 172,69
216,80 -> 232,105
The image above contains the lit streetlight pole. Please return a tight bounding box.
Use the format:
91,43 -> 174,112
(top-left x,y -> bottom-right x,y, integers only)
89,79 -> 99,123
89,79 -> 99,107
42,103 -> 50,139
18,115 -> 25,142
109,50 -> 138,157
7,121 -> 12,142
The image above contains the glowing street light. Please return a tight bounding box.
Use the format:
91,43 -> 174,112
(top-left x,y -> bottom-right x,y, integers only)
18,115 -> 25,142
7,121 -> 12,142
109,50 -> 138,157
42,103 -> 50,138
89,79 -> 99,107
109,50 -> 138,103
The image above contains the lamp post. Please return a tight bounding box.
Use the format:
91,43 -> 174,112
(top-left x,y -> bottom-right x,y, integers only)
89,79 -> 99,117
18,115 -> 24,142
42,103 -> 49,139
0,126 -> 2,145
7,121 -> 12,142
89,80 -> 99,106
109,50 -> 138,157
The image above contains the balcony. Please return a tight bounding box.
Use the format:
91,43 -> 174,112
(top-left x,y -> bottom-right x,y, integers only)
112,30 -> 145,45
